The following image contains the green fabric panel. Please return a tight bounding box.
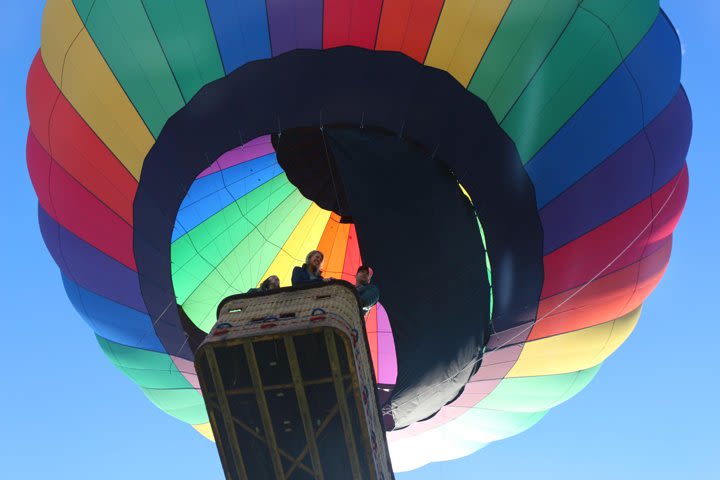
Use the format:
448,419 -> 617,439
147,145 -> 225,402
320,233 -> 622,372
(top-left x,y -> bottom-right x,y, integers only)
141,387 -> 208,424
171,174 -> 293,271
476,364 -> 602,413
170,175 -> 297,301
468,0 -> 578,121
97,336 -> 207,424
96,336 -> 193,389
181,190 -> 313,330
474,216 -> 493,318
582,0 -> 659,56
444,406 -> 549,443
72,0 -> 186,137
499,0 -> 657,162
72,0 -> 94,19
141,0 -> 225,102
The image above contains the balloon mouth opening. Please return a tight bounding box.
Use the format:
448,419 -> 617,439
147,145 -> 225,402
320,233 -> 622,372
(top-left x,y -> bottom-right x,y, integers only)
139,46 -> 544,428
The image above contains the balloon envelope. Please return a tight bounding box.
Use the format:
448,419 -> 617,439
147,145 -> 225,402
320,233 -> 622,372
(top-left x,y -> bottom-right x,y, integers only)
26,0 -> 690,472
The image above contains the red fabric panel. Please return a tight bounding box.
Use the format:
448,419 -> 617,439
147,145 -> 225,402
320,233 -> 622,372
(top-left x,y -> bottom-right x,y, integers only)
26,53 -> 56,148
645,166 -> 689,245
27,132 -> 137,270
625,239 -> 673,311
375,0 -> 445,62
323,0 -> 383,49
541,167 -> 688,298
27,132 -> 52,209
26,52 -> 137,224
529,238 -> 671,340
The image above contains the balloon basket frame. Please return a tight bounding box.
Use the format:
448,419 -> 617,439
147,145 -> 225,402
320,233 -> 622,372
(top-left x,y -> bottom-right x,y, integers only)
194,281 -> 394,480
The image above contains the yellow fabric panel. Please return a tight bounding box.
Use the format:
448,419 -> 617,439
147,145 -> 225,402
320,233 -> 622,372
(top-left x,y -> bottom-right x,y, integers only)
40,0 -> 83,82
259,204 -> 332,288
192,423 -> 215,441
507,306 -> 642,377
425,0 -> 511,86
40,0 -> 153,180
588,304 -> 640,366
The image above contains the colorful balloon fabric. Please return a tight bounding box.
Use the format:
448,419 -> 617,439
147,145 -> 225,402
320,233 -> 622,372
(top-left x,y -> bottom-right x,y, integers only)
26,0 -> 690,472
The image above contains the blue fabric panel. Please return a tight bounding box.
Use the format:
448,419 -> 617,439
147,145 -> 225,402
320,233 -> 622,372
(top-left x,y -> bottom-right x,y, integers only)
172,154 -> 283,241
205,0 -> 272,73
179,154 -> 279,205
62,274 -> 166,353
539,89 -> 690,254
527,14 -> 681,208
626,12 -> 684,125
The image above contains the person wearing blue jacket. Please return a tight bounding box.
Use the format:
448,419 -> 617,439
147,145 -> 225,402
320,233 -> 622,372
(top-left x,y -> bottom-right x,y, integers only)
355,265 -> 380,312
291,250 -> 327,285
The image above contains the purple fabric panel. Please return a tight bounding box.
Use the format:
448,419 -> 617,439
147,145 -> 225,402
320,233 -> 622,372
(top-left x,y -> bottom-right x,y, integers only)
38,206 -> 147,313
649,87 -> 692,191
196,135 -> 275,178
539,134 -> 653,254
539,90 -> 691,254
266,0 -> 323,56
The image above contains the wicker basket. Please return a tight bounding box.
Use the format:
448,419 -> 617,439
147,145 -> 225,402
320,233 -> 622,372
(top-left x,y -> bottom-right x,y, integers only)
196,281 -> 394,480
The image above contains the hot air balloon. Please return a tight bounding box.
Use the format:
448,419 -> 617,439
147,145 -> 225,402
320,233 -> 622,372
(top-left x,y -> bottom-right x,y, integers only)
26,0 -> 690,473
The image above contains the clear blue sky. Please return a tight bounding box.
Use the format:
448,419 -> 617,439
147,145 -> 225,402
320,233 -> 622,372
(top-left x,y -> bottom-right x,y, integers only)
1,2 -> 717,479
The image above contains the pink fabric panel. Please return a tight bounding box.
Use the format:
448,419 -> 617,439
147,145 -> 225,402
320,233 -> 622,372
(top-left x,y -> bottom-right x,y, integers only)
376,303 -> 398,385
472,344 -> 524,381
170,355 -> 201,390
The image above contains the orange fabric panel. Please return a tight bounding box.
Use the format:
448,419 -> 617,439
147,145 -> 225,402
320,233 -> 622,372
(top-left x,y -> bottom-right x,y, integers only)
375,0 -> 445,62
317,213 -> 352,278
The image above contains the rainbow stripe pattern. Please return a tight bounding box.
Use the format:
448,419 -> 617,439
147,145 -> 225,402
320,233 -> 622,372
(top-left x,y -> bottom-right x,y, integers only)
26,0 -> 690,472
